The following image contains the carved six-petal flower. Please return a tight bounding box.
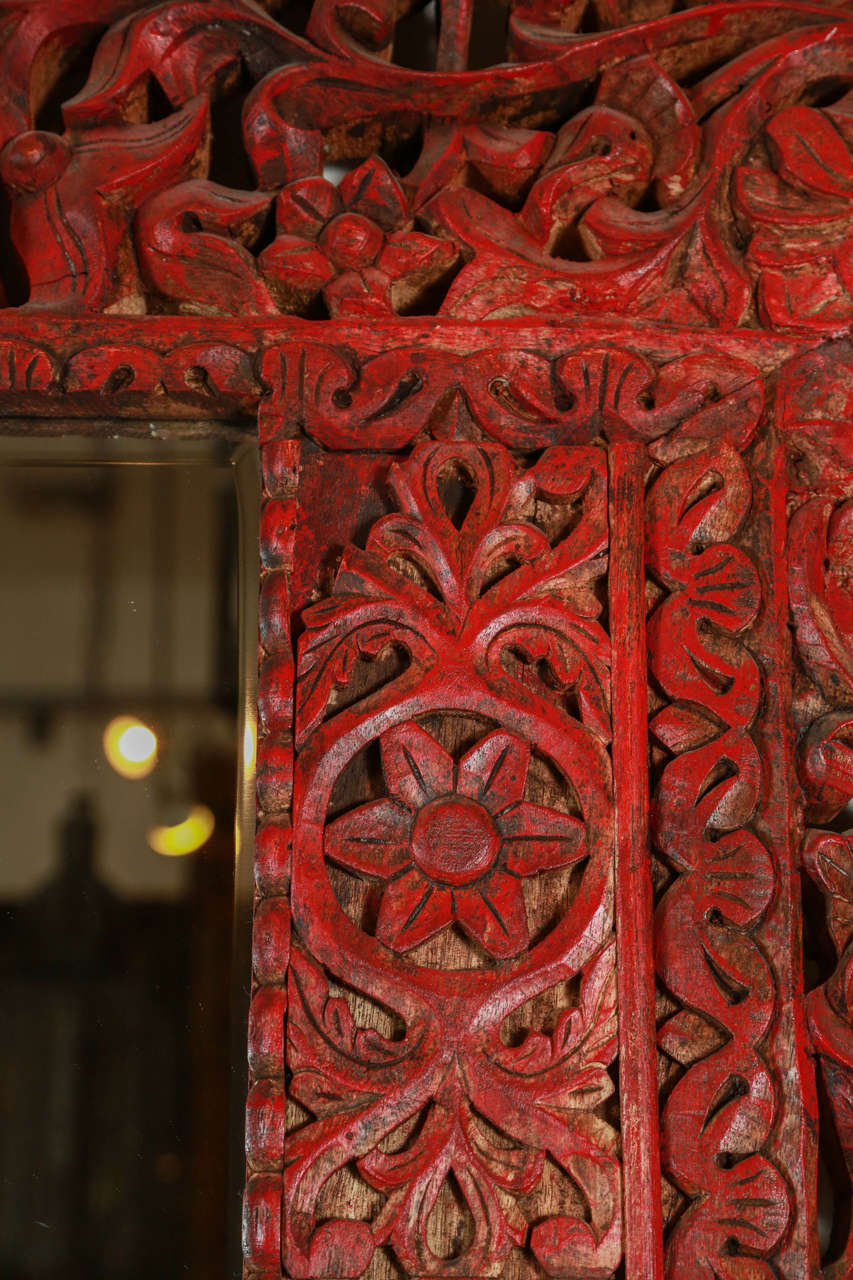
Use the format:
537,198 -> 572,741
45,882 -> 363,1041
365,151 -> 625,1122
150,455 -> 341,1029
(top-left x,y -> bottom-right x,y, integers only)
325,722 -> 585,958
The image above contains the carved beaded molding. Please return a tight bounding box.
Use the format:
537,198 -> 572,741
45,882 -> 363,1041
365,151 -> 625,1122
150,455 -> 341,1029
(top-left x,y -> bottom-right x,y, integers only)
2,2 -> 853,1280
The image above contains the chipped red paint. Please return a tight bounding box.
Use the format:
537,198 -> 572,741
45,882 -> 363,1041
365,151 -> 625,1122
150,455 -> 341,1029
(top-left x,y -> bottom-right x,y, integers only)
1,0 -> 852,1277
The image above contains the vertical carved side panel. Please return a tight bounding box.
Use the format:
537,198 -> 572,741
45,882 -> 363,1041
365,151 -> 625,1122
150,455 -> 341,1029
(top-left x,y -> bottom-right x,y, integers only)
648,442 -> 818,1276
786,402 -> 853,1276
283,440 -> 627,1279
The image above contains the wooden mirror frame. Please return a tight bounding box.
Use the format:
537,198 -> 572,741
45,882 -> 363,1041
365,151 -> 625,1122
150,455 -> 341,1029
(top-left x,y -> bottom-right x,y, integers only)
1,2 -> 852,1276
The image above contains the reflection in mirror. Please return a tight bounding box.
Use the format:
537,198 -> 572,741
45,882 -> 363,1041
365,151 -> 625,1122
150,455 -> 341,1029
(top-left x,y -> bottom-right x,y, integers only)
0,436 -> 259,1279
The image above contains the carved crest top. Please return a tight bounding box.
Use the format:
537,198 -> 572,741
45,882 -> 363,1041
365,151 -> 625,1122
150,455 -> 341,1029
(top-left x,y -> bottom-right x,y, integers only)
1,0 -> 852,331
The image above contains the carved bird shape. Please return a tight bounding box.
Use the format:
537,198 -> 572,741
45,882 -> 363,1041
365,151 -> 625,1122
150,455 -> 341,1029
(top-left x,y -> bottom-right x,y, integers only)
0,97 -> 210,312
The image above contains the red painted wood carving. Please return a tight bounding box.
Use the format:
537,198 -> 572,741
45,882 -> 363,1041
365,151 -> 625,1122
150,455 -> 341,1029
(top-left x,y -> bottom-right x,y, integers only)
0,1 -> 852,1278
287,442 -> 623,1279
785,354 -> 853,1278
1,0 -> 853,330
649,446 -> 792,1274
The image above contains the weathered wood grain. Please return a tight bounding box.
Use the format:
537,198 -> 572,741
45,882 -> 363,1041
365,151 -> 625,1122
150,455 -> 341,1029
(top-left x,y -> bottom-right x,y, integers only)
0,2 -> 851,1277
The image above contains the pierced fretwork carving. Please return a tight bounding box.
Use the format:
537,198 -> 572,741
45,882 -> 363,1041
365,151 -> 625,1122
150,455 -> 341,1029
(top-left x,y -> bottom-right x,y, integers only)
1,0 -> 853,329
284,441 -> 622,1279
2,3 -> 852,1278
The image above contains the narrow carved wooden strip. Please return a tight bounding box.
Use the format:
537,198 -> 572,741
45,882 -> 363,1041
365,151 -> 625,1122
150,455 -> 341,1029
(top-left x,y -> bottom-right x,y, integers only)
648,445 -> 791,1276
245,430 -> 299,1277
608,442 -> 665,1280
784,393 -> 853,1273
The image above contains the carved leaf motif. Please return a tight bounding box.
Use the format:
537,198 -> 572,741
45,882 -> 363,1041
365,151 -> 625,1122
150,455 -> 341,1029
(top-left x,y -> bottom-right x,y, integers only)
1,98 -> 210,312
62,0 -> 304,128
297,443 -> 611,736
645,354 -> 763,464
297,594 -> 431,746
462,1109 -> 545,1196
799,712 -> 853,822
651,702 -> 726,755
361,1098 -> 533,1275
768,106 -> 853,200
484,620 -> 611,742
306,0 -> 399,58
647,216 -> 750,328
0,0 -> 143,144
529,1152 -> 622,1280
465,348 -> 586,447
789,497 -> 853,700
492,943 -> 617,1107
804,831 -> 853,958
667,1153 -> 789,1276
647,443 -> 753,575
288,947 -> 406,1079
136,180 -> 278,315
406,122 -> 555,210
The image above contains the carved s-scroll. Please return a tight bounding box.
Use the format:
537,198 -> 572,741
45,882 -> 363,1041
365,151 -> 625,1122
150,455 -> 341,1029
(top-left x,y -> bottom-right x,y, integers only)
648,445 -> 789,1276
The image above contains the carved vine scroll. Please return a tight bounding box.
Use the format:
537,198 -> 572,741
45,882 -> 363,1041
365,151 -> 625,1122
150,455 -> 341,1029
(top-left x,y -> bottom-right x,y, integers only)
649,446 -> 796,1275
0,0 -> 853,330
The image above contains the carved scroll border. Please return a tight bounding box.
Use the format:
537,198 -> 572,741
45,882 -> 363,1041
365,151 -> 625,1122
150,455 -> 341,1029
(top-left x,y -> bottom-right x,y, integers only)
0,312 -> 821,436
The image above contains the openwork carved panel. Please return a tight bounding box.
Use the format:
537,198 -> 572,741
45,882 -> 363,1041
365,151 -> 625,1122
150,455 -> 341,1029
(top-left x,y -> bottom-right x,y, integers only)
1,0 -> 853,329
286,442 -> 622,1280
1,1 -> 853,1278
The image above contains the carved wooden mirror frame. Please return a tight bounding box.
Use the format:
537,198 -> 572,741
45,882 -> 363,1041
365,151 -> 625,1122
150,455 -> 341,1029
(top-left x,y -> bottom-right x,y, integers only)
2,1 -> 852,1276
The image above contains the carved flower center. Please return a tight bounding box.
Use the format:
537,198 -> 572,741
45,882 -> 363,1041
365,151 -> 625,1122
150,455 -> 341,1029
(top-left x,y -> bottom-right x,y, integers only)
411,796 -> 500,886
320,212 -> 383,269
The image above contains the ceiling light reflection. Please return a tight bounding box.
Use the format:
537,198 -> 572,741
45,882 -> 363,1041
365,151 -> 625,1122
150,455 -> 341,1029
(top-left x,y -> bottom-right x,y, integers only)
103,716 -> 158,779
147,805 -> 215,857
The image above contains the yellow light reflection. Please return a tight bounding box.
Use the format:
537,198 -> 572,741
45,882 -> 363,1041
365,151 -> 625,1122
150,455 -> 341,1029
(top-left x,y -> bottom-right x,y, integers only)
103,715 -> 158,779
147,805 -> 215,857
243,720 -> 257,771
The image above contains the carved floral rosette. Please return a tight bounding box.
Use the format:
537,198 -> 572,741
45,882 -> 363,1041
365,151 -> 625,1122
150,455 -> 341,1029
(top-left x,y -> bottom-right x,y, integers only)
284,442 -> 622,1278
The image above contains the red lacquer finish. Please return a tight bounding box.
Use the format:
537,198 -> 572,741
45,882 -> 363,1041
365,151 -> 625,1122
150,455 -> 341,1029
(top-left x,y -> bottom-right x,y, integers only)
0,1 -> 852,1277
648,446 -> 798,1274
609,444 -> 664,1280
287,440 -> 621,1278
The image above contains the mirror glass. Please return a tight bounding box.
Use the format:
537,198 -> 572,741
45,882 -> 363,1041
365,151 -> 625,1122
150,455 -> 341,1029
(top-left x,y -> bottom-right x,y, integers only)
0,435 -> 258,1279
